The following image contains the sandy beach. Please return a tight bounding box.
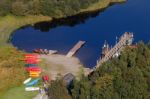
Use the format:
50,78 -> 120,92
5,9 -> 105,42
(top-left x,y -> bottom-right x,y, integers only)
40,54 -> 83,80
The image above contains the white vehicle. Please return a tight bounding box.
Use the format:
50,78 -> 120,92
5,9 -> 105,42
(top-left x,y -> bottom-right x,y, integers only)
23,78 -> 32,84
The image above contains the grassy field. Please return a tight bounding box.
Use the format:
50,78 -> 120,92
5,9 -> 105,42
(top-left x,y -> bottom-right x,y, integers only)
1,86 -> 38,99
0,46 -> 26,96
81,0 -> 126,12
0,15 -> 52,45
0,46 -> 43,99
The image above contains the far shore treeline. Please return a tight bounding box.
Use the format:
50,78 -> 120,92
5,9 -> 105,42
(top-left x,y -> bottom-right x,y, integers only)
0,0 -> 126,18
0,0 -> 105,17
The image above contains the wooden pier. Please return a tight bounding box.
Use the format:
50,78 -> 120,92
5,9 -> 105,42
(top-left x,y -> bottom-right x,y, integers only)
66,41 -> 85,58
96,32 -> 134,68
84,32 -> 134,75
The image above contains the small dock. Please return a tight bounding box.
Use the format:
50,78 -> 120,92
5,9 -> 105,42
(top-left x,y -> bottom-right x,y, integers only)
66,41 -> 85,57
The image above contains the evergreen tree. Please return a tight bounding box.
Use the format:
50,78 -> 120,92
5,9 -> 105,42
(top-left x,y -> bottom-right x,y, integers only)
48,80 -> 71,99
71,43 -> 150,99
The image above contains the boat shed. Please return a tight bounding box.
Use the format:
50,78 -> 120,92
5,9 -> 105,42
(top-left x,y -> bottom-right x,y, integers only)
63,73 -> 75,87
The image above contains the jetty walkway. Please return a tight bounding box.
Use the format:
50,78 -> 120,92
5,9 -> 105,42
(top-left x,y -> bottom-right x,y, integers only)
66,41 -> 85,57
84,32 -> 134,75
96,32 -> 133,68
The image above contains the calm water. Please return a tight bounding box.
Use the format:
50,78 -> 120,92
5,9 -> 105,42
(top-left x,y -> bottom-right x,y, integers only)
12,0 -> 150,68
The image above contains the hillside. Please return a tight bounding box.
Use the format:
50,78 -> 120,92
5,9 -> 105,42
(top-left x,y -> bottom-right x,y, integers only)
0,46 -> 26,96
71,42 -> 150,99
0,0 -> 125,17
47,42 -> 150,99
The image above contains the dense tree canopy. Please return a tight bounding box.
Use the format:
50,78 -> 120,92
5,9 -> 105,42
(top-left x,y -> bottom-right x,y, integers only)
47,42 -> 150,99
71,42 -> 150,99
48,80 -> 72,99
0,0 -> 102,17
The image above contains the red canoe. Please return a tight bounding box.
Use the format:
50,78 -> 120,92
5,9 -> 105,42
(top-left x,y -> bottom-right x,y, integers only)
25,60 -> 40,64
26,67 -> 41,72
25,54 -> 40,58
25,58 -> 40,62
25,57 -> 39,59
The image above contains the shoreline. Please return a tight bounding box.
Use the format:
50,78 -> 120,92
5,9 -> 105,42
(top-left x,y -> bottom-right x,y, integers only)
40,54 -> 84,80
0,0 -> 126,45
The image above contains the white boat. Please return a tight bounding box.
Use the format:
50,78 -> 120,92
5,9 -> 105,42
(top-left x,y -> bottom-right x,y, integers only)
25,87 -> 40,91
23,78 -> 32,84
49,50 -> 58,55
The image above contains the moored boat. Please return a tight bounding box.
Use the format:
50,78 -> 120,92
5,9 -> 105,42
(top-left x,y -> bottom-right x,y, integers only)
25,87 -> 40,91
23,77 -> 32,84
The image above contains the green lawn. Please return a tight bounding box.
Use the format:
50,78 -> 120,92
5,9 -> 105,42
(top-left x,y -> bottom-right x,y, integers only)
1,86 -> 38,99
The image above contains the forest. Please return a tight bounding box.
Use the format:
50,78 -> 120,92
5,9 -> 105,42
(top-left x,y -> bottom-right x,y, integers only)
48,42 -> 150,99
0,0 -> 104,17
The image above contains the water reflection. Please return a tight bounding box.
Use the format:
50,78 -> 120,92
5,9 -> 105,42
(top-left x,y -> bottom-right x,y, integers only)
34,10 -> 101,32
33,2 -> 126,32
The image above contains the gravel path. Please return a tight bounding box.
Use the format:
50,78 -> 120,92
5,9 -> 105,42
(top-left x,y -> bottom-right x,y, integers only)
33,89 -> 48,99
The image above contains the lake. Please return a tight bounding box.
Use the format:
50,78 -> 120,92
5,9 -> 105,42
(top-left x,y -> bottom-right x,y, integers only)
11,0 -> 150,68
